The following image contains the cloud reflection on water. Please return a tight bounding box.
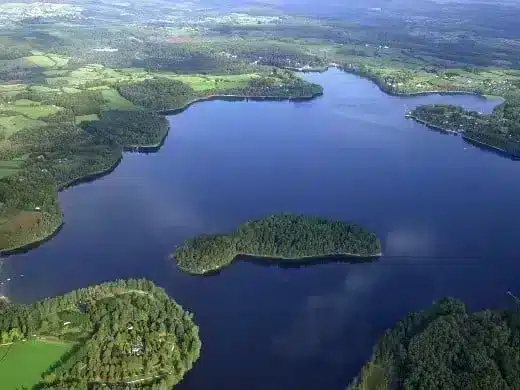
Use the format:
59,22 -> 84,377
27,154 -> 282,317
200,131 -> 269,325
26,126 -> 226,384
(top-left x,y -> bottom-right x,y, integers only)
271,224 -> 437,361
271,262 -> 383,359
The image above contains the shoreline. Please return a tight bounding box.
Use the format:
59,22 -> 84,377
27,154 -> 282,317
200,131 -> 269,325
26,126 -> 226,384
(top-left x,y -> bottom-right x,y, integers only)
0,157 -> 123,256
157,92 -> 323,116
408,115 -> 520,159
2,66 -> 511,255
462,134 -> 520,159
335,65 -> 489,99
58,155 -> 123,191
408,115 -> 460,135
178,251 -> 383,275
1,91 -> 323,255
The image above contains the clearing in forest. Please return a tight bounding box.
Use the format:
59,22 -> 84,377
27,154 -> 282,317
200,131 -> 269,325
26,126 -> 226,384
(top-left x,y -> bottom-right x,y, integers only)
0,340 -> 73,390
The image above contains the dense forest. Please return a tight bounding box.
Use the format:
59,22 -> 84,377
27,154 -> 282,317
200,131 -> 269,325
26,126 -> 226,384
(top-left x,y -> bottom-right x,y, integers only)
118,78 -> 196,111
84,110 -> 169,148
174,214 -> 381,274
353,298 -> 520,390
0,279 -> 201,389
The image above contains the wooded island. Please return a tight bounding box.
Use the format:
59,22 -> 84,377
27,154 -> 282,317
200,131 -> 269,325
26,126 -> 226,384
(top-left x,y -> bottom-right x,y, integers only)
174,214 -> 381,274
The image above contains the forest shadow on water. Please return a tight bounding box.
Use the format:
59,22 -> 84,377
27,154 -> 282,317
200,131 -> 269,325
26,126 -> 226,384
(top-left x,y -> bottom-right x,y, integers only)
194,254 -> 381,276
241,254 -> 380,269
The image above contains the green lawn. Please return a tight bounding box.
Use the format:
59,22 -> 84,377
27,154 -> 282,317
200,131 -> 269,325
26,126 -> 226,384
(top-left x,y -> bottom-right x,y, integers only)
0,340 -> 73,390
62,87 -> 82,94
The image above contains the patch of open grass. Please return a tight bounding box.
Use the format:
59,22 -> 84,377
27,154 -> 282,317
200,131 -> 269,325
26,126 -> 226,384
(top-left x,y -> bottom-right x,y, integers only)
0,84 -> 26,100
165,73 -> 257,92
23,55 -> 56,69
0,84 -> 25,93
101,88 -> 136,110
62,87 -> 82,94
43,69 -> 69,77
0,340 -> 73,390
0,155 -> 26,179
0,115 -> 46,136
75,114 -> 99,124
1,100 -> 61,119
47,54 -> 70,67
30,85 -> 61,94
87,86 -> 111,91
45,66 -> 152,89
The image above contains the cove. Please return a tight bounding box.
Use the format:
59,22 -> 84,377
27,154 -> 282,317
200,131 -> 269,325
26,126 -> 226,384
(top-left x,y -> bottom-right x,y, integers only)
2,68 -> 520,390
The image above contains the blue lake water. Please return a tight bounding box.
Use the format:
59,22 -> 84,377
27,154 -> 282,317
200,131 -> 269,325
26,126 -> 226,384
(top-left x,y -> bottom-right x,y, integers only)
2,68 -> 520,389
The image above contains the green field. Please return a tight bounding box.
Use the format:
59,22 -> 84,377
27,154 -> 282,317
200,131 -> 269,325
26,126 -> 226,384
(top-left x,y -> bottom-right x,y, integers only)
0,115 -> 46,136
101,88 -> 137,110
167,73 -> 256,92
23,55 -> 57,69
62,86 -> 82,94
44,65 -> 151,88
0,156 -> 26,179
2,100 -> 61,119
0,341 -> 73,390
75,113 -> 100,124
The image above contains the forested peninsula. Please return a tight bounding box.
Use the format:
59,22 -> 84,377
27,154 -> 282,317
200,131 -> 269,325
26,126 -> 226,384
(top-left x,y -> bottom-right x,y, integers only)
409,103 -> 520,157
0,279 -> 201,389
353,298 -> 520,390
173,214 -> 382,274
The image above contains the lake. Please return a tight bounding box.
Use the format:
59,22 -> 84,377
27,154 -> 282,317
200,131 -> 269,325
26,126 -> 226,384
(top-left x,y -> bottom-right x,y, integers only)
2,68 -> 520,389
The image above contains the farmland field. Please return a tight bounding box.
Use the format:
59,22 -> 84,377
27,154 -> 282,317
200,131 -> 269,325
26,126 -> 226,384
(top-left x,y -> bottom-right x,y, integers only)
75,113 -> 100,124
0,156 -> 26,178
0,340 -> 73,390
23,55 -> 57,69
0,115 -> 47,136
3,100 -> 61,119
168,74 -> 257,92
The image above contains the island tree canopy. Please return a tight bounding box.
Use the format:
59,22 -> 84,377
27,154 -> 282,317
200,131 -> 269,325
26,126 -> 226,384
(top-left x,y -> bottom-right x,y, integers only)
353,298 -> 520,390
174,213 -> 381,274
